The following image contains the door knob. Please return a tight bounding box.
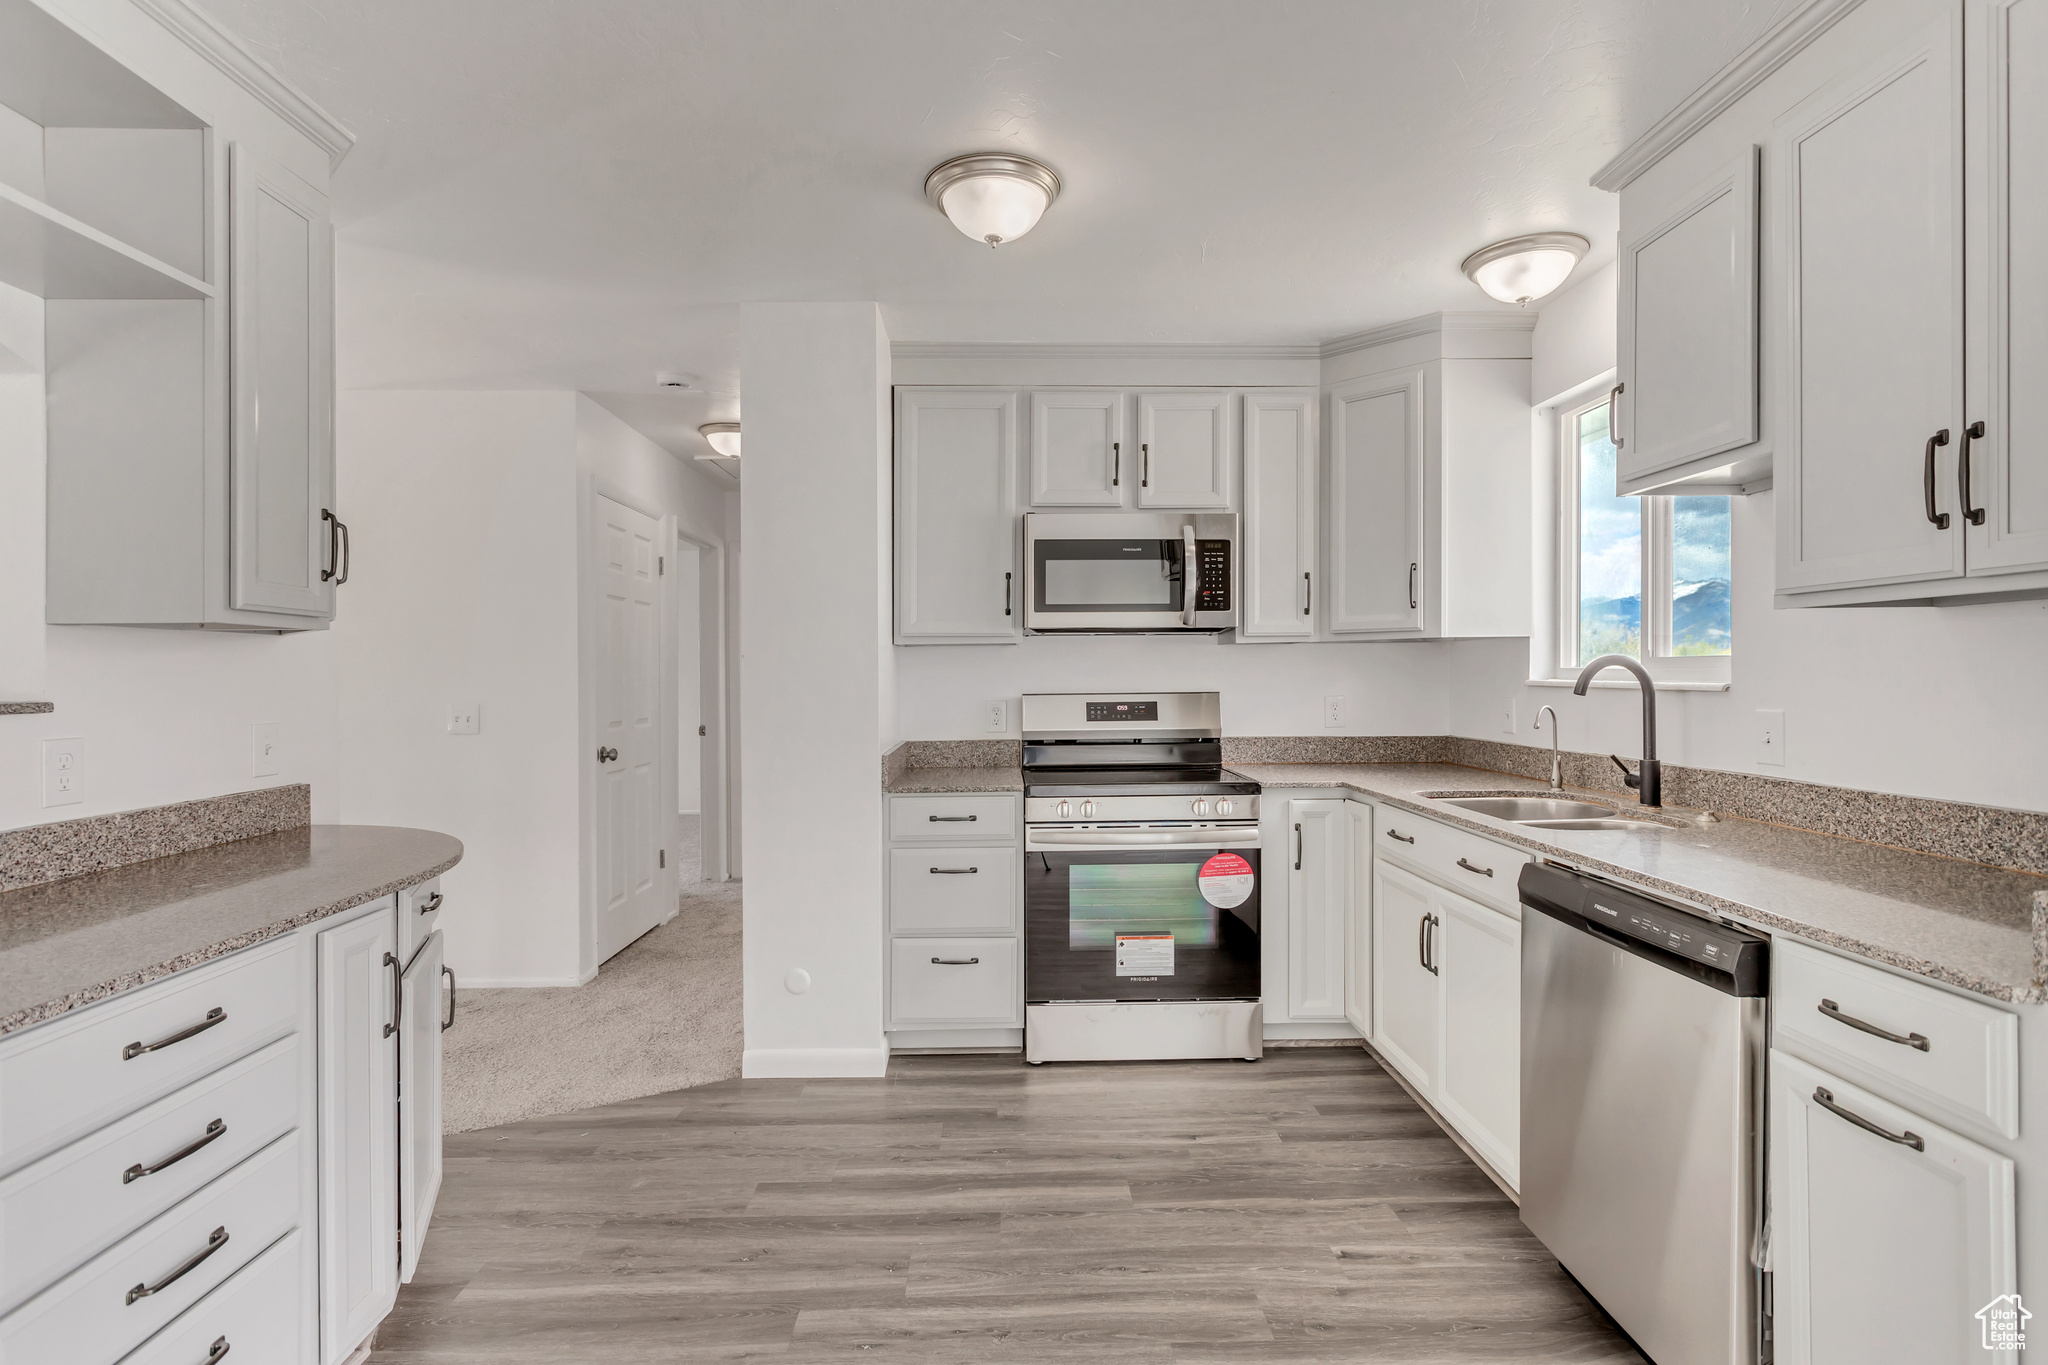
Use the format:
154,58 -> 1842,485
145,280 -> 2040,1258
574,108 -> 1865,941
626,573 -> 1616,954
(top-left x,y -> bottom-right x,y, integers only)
597,746 -> 619,763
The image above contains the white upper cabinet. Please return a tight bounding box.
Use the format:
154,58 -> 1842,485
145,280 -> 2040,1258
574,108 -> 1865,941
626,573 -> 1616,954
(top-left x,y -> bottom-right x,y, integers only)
1775,15 -> 1968,598
1028,390 -> 1125,506
895,388 -> 1020,644
230,143 -> 335,617
1327,368 -> 1425,635
1616,146 -> 1760,493
1237,389 -> 1318,640
1136,390 -> 1233,508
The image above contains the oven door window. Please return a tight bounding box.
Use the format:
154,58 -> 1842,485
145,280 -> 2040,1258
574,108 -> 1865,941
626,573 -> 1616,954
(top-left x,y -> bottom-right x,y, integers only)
1033,539 -> 1184,614
1025,847 -> 1260,1002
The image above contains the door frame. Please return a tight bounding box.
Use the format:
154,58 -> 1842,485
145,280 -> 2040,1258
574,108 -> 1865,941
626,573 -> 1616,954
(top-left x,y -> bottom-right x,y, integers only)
677,524 -> 734,885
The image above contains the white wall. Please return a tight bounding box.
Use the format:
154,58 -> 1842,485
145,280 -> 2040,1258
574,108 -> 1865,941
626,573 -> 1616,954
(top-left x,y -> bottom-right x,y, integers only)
1530,262 -> 1616,405
0,285 -> 337,834
674,544 -> 702,815
740,302 -> 892,1078
334,392 -> 583,986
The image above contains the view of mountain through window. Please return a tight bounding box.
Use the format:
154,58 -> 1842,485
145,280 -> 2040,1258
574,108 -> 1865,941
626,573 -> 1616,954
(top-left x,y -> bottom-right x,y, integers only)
1670,497 -> 1732,655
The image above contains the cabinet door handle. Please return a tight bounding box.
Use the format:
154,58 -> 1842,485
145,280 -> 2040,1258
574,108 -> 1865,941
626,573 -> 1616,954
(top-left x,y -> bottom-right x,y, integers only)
1608,382 -> 1625,448
1818,998 -> 1930,1051
204,1337 -> 231,1364
930,957 -> 980,966
321,509 -> 339,582
1426,913 -> 1439,976
1004,571 -> 1013,618
1142,443 -> 1150,488
1418,912 -> 1429,972
1302,571 -> 1311,616
928,814 -> 977,822
384,951 -> 401,1039
1112,441 -> 1120,487
335,515 -> 350,585
1813,1086 -> 1924,1152
124,1118 -> 227,1184
929,866 -> 978,875
124,1007 -> 226,1061
1293,823 -> 1302,870
1959,420 -> 1986,526
1924,429 -> 1952,529
1385,828 -> 1414,844
419,891 -> 444,915
442,965 -> 457,1032
1408,562 -> 1418,610
1456,857 -> 1494,878
126,1226 -> 228,1305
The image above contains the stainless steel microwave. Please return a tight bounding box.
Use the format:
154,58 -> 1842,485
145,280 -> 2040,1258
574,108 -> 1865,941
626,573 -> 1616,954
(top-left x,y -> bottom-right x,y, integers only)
1023,512 -> 1236,633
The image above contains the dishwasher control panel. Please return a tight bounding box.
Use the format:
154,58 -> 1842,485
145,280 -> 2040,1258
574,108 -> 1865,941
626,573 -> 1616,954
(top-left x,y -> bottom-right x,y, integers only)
1522,862 -> 1767,995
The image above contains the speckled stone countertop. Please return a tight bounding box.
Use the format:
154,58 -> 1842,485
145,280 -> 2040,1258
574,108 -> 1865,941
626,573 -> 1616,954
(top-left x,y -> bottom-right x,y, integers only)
0,824 -> 463,1036
1243,763 -> 2048,1005
884,765 -> 1024,794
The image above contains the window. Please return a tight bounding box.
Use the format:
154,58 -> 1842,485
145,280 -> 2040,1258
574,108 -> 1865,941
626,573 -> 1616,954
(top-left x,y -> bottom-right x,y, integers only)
1558,395 -> 1731,681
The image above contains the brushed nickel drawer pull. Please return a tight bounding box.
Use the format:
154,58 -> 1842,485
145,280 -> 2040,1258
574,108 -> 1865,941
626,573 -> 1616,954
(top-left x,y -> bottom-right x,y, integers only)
384,952 -> 401,1039
1813,1086 -> 1924,1151
929,867 -> 978,874
1818,998 -> 1930,1051
124,1008 -> 226,1061
126,1226 -> 228,1305
928,814 -> 977,822
931,957 -> 980,966
124,1118 -> 226,1184
442,965 -> 457,1032
1385,829 -> 1415,844
419,891 -> 444,915
1456,857 -> 1494,878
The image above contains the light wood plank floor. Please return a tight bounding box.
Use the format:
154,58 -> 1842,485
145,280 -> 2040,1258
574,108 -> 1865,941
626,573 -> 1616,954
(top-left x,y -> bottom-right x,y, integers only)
374,1049 -> 1645,1363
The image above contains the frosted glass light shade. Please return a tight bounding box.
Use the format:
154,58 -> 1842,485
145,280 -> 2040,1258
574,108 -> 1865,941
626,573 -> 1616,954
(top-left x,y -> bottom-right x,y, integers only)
698,422 -> 740,459
925,153 -> 1062,247
1461,233 -> 1590,305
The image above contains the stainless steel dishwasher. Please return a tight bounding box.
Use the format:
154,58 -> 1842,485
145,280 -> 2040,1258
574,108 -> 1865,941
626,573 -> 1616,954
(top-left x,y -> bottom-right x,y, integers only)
1519,862 -> 1770,1365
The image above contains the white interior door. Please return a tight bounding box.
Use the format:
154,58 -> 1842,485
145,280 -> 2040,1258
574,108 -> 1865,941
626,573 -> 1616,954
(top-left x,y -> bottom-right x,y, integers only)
398,930 -> 444,1284
595,494 -> 667,963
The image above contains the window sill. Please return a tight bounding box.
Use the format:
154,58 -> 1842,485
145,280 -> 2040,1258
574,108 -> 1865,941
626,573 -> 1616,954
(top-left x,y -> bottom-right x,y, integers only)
1526,677 -> 1731,693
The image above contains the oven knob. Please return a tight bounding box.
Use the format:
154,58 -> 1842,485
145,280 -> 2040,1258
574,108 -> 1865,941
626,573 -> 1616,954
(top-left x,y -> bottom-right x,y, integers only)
1191,798 -> 1208,816
1080,800 -> 1096,819
1216,798 -> 1234,816
1056,800 -> 1071,818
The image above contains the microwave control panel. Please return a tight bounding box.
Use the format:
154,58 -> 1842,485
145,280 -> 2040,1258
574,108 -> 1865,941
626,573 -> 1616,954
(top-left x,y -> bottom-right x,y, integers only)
1195,540 -> 1232,611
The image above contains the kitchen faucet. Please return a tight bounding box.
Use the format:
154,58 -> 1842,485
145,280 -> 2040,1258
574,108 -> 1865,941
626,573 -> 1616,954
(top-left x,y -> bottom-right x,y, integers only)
1534,705 -> 1562,791
1572,654 -> 1661,807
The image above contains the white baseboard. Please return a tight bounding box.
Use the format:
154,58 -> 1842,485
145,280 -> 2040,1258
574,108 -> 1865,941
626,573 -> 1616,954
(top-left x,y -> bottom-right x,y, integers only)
458,974 -> 593,988
741,1046 -> 889,1078
887,1027 -> 1022,1052
1263,1020 -> 1363,1040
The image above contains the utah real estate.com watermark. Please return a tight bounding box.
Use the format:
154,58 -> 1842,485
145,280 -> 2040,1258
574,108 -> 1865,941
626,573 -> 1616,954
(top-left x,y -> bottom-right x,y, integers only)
1979,1294 -> 2030,1351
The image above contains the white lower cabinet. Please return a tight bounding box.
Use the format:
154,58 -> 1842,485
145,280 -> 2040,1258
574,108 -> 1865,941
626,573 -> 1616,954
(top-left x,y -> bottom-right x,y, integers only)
1285,800 -> 1350,1021
888,939 -> 1021,1027
885,795 -> 1023,1036
398,930 -> 447,1284
315,909 -> 399,1364
1769,1050 -> 2016,1365
117,1227 -> 306,1365
1371,861 -> 1440,1094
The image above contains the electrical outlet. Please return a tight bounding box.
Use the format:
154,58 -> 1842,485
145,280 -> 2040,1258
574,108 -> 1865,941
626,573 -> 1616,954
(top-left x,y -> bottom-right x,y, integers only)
1323,695 -> 1345,729
251,722 -> 280,777
985,700 -> 1007,733
41,737 -> 82,807
448,703 -> 480,736
1502,697 -> 1518,736
1756,709 -> 1786,766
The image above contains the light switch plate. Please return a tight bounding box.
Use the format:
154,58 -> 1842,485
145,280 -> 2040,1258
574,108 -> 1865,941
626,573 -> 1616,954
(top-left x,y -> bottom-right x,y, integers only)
985,700 -> 1006,733
1756,709 -> 1786,766
1501,697 -> 1518,736
251,722 -> 280,777
1323,695 -> 1345,729
448,703 -> 480,735
41,737 -> 82,807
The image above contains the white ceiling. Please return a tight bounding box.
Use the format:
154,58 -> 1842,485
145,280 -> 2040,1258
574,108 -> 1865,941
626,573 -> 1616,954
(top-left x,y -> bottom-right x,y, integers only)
206,0 -> 1800,420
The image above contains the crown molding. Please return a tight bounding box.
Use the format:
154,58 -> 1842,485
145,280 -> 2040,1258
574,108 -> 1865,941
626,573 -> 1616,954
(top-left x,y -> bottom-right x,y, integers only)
134,0 -> 356,168
1318,310 -> 1538,361
1590,0 -> 1864,193
889,341 -> 1319,362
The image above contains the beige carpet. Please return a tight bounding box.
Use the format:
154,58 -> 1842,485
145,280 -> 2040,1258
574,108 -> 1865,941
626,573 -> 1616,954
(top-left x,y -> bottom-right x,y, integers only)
441,819 -> 742,1132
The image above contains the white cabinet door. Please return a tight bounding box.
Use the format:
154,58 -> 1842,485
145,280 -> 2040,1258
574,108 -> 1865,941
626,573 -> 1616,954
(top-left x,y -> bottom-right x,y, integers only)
1286,800 -> 1348,1021
1965,0 -> 2048,578
1342,802 -> 1372,1036
316,909 -> 398,1365
1370,860 -> 1439,1093
229,143 -> 334,618
398,930 -> 445,1285
1136,391 -> 1232,508
895,389 -> 1020,642
1238,390 -> 1318,640
1774,17 -> 1967,595
1617,146 -> 1760,485
1327,369 -> 1424,635
1029,390 -> 1126,506
1433,889 -> 1520,1187
1770,1051 -> 2016,1365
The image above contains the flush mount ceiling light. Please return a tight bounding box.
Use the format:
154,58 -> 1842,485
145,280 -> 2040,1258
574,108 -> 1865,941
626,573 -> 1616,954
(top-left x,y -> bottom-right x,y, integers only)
924,152 -> 1061,247
1460,232 -> 1591,306
697,422 -> 740,460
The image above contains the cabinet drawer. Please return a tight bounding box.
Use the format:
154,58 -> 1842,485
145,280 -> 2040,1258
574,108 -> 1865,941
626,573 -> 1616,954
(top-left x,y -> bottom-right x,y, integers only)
116,1228 -> 304,1365
1375,812 -> 1529,914
889,938 -> 1020,1028
0,1036 -> 301,1316
0,1131 -> 301,1365
398,877 -> 445,965
889,796 -> 1016,843
1772,939 -> 2018,1140
0,938 -> 301,1176
889,847 -> 1017,934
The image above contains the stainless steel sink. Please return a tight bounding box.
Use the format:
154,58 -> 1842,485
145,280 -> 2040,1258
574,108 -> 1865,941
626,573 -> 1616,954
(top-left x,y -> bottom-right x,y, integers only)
1518,818 -> 1653,831
1439,796 -> 1617,822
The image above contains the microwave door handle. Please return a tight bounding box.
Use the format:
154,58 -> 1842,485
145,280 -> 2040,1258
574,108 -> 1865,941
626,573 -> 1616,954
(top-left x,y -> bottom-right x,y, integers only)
1181,525 -> 1197,627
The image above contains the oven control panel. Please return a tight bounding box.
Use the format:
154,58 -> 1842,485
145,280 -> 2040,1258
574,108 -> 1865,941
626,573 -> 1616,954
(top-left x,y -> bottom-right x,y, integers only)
1086,700 -> 1158,722
1195,540 -> 1231,611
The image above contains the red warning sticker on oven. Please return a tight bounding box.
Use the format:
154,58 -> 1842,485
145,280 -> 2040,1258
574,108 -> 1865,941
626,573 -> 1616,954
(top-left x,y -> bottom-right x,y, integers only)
1197,852 -> 1255,909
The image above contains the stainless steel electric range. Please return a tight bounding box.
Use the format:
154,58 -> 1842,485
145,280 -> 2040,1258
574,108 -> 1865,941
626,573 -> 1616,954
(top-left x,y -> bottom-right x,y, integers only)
1020,692 -> 1265,1064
